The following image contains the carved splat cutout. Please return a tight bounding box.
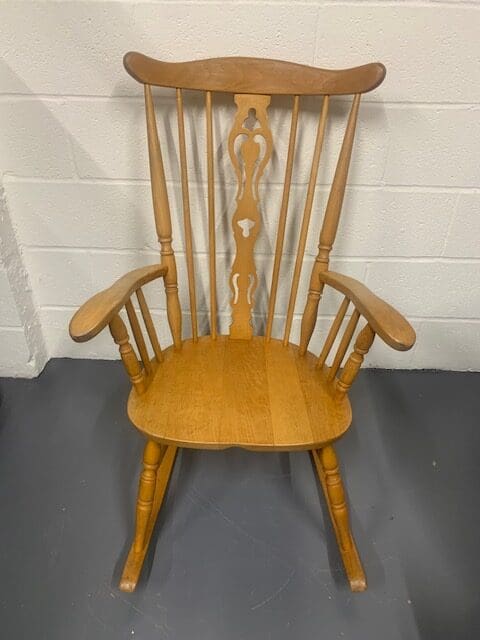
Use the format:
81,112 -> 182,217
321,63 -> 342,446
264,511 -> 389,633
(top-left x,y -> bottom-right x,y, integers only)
237,218 -> 255,238
228,94 -> 272,339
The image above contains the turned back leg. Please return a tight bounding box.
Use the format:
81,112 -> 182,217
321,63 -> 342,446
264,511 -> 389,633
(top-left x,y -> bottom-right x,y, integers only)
312,445 -> 366,591
120,442 -> 178,592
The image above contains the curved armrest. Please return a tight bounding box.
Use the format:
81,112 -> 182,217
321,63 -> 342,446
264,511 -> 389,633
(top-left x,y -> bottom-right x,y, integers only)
319,271 -> 416,351
69,264 -> 167,343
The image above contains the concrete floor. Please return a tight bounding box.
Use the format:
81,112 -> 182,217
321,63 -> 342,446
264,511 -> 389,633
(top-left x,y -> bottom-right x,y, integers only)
0,359 -> 479,640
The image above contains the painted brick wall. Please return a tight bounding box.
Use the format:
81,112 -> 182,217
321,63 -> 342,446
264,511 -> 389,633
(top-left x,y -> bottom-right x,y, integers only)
1,1 -> 479,376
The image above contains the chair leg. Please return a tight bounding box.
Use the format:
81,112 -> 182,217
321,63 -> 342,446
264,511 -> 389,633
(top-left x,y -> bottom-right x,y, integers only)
120,441 -> 178,592
311,445 -> 367,592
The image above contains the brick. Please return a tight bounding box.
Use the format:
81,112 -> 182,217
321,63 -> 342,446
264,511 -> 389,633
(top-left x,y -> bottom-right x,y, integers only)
366,260 -> 480,319
0,100 -> 75,178
59,98 -> 149,179
364,321 -> 420,370
6,177 -> 457,261
61,95 -> 389,186
40,307 -> 118,359
444,193 -> 480,258
315,6 -> 480,103
411,320 -> 480,371
61,99 -> 479,190
1,1 -> 478,372
0,2 -> 136,96
5,180 -> 156,249
25,244 -> 366,331
0,328 -> 33,377
134,2 -> 318,67
293,315 -> 419,370
383,106 -> 480,188
88,248 -> 366,316
0,2 -> 318,97
0,268 -> 21,327
42,296 -> 476,371
24,249 -> 93,306
327,188 -> 455,258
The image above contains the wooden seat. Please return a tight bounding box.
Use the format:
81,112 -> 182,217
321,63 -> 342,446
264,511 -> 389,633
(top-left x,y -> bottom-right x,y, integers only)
69,53 -> 416,595
128,336 -> 351,450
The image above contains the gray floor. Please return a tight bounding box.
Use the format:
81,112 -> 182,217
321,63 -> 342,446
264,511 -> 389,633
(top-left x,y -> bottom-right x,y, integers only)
0,360 -> 479,640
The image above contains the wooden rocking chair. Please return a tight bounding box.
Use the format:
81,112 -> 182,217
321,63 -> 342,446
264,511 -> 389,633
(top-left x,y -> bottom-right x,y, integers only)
69,53 -> 415,593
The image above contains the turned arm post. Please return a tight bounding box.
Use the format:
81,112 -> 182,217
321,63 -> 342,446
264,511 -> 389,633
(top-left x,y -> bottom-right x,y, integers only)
335,323 -> 375,398
109,314 -> 147,394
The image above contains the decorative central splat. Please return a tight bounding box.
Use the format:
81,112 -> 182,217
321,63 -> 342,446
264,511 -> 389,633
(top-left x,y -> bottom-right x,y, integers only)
228,94 -> 272,339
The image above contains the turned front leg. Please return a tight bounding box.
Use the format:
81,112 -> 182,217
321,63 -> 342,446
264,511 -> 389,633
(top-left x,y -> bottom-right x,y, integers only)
134,440 -> 165,552
320,445 -> 352,552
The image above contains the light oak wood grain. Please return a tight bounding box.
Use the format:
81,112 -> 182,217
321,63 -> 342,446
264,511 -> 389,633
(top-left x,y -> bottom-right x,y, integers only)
312,447 -> 366,591
109,314 -> 147,395
176,88 -> 198,342
266,94 -> 299,342
336,323 -> 376,398
300,94 -> 361,355
320,271 -> 416,351
69,264 -> 167,343
128,336 -> 351,451
206,90 -> 218,339
136,288 -> 163,363
120,445 -> 178,592
126,299 -> 152,376
228,94 -> 273,339
145,84 -> 182,348
317,296 -> 350,368
284,95 -> 329,345
124,53 -> 386,95
327,309 -> 360,381
69,52 -> 419,593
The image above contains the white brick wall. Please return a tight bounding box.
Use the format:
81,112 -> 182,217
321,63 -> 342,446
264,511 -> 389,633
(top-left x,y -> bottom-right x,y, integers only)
1,1 -> 479,375
0,185 -> 47,377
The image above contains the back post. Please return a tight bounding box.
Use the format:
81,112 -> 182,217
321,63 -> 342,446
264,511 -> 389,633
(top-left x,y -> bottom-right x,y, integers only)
144,84 -> 182,348
299,94 -> 361,355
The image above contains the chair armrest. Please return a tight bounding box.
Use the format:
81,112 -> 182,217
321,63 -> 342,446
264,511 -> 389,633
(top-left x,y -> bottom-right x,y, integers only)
319,271 -> 416,351
69,264 -> 168,343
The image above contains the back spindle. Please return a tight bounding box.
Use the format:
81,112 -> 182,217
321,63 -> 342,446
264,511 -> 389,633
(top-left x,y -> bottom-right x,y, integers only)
300,94 -> 361,355
176,88 -> 198,342
283,95 -> 330,346
266,94 -> 300,342
206,90 -> 217,339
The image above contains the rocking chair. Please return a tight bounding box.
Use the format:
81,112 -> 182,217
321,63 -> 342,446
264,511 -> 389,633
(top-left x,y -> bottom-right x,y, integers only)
69,53 -> 416,593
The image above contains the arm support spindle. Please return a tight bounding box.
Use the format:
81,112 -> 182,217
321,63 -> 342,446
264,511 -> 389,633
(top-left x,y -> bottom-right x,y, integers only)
319,271 -> 416,352
70,265 -> 168,394
69,264 -> 167,343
